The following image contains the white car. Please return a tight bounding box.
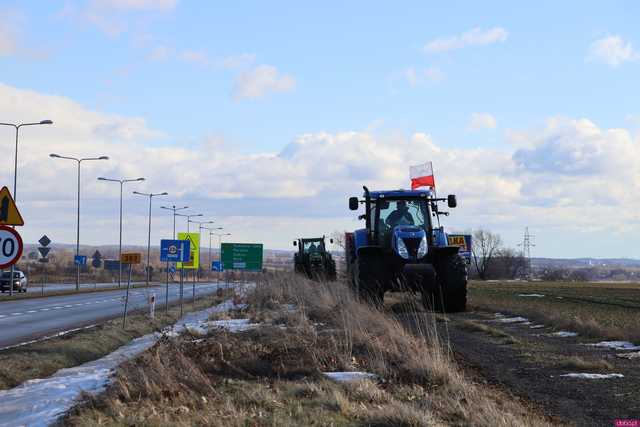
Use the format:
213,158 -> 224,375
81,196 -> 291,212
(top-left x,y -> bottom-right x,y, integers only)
0,270 -> 28,293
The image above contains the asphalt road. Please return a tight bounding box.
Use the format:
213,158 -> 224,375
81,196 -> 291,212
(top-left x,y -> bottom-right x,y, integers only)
0,281 -> 229,348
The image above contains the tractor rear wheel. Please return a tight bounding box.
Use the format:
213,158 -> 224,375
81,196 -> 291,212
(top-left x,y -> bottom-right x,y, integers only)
432,255 -> 467,313
353,253 -> 384,306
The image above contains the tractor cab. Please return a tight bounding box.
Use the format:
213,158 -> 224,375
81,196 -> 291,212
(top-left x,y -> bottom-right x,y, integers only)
346,186 -> 467,312
293,236 -> 337,281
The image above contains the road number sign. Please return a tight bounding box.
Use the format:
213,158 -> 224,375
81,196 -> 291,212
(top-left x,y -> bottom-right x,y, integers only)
74,255 -> 87,265
121,252 -> 142,264
0,225 -> 23,269
447,234 -> 472,264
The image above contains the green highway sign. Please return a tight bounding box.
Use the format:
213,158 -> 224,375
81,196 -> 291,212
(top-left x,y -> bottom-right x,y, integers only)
221,243 -> 263,271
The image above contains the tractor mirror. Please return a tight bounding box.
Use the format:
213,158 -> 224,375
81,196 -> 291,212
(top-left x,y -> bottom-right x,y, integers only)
330,238 -> 334,244
293,241 -> 297,246
447,194 -> 457,208
349,197 -> 359,210
379,200 -> 389,209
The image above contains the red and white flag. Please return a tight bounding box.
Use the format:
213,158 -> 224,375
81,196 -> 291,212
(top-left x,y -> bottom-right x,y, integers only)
410,162 -> 436,190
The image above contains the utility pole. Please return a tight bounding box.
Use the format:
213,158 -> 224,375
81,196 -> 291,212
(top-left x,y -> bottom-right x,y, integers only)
518,227 -> 535,280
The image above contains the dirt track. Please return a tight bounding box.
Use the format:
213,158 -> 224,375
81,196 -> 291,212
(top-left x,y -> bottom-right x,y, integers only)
397,308 -> 640,427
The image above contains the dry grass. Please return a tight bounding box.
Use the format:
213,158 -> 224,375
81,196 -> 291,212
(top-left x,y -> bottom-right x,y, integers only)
558,356 -> 613,372
0,290 -> 231,390
64,274 -> 556,427
469,280 -> 640,342
458,319 -> 522,345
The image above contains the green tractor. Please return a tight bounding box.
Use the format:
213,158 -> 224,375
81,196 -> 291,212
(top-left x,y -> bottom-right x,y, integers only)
293,236 -> 337,281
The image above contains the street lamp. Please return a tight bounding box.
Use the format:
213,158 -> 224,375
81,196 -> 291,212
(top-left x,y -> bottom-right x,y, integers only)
133,190 -> 168,286
1,119 -> 53,297
160,205 -> 189,239
97,177 -> 145,287
189,220 -> 214,281
205,227 -> 224,278
211,232 -> 231,281
50,153 -> 109,291
175,213 -> 202,232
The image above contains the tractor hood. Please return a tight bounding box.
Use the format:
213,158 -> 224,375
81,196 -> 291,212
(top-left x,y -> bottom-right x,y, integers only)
391,226 -> 428,260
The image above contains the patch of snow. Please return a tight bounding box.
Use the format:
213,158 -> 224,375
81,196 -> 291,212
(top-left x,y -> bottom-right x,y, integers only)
491,316 -> 529,324
616,351 -> 640,360
0,292 -> 242,427
529,325 -> 545,329
559,373 -> 624,379
518,294 -> 545,297
208,318 -> 261,333
494,313 -> 505,318
587,341 -> 640,351
555,296 -> 564,299
323,372 -> 378,383
549,331 -> 579,338
520,321 -> 532,326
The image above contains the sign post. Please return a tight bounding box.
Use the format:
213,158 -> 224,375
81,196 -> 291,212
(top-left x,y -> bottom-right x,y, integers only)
176,233 -> 199,310
120,252 -> 141,328
38,235 -> 51,296
160,239 -> 190,314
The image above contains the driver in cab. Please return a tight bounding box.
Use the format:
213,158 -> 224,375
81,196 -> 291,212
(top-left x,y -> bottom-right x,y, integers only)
385,200 -> 415,227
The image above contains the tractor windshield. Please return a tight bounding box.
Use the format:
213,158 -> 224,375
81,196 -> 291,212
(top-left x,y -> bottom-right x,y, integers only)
303,240 -> 323,254
376,199 -> 429,242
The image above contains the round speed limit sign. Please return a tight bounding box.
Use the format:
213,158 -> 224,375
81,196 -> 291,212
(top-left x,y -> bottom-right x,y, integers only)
0,226 -> 23,269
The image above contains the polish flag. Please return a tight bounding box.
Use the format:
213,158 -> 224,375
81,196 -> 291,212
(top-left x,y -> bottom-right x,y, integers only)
410,162 -> 436,190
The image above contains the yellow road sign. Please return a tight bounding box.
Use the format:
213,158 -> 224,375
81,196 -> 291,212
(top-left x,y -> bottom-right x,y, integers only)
176,232 -> 200,269
0,186 -> 24,226
121,252 -> 142,264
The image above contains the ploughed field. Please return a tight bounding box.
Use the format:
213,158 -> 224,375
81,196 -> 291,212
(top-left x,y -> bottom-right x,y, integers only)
468,280 -> 640,341
409,280 -> 640,426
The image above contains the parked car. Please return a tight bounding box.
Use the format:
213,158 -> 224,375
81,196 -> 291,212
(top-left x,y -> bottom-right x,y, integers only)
0,270 -> 28,293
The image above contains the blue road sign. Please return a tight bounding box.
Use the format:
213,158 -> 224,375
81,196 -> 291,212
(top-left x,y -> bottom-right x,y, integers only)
74,255 -> 87,266
160,239 -> 190,262
212,261 -> 223,272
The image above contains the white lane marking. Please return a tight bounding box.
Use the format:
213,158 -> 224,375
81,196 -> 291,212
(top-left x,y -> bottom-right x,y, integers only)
64,305 -> 73,308
27,310 -> 37,313
0,315 -> 6,318
11,313 -> 22,316
40,308 -> 50,311
53,306 -> 63,309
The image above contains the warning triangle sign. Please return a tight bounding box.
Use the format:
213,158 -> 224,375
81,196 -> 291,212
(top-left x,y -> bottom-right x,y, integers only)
0,186 -> 24,226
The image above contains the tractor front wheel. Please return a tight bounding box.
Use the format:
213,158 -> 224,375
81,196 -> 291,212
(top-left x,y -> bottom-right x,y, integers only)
432,255 -> 468,313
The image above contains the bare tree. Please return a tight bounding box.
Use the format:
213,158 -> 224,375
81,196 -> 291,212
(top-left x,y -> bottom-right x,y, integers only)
495,247 -> 527,279
472,229 -> 502,280
330,230 -> 347,249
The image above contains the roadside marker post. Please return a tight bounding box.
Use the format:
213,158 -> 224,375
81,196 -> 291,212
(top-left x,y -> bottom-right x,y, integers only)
149,293 -> 156,319
120,252 -> 141,328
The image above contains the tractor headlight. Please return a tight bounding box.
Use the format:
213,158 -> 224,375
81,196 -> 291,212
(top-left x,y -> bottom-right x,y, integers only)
417,236 -> 428,258
396,238 -> 409,259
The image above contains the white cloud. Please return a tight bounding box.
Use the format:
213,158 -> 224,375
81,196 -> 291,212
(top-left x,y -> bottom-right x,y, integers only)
180,49 -> 210,65
233,65 -> 296,100
403,67 -> 444,87
1,82 -> 638,252
90,0 -> 177,12
0,21 -> 16,56
147,45 -> 172,61
468,112 -> 497,130
220,53 -> 256,69
424,27 -> 508,53
587,35 -> 638,66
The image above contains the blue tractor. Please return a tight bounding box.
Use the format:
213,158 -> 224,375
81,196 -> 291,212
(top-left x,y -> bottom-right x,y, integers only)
345,186 -> 468,312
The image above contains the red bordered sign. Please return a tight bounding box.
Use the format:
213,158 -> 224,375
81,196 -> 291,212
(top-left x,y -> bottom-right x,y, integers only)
0,225 -> 24,269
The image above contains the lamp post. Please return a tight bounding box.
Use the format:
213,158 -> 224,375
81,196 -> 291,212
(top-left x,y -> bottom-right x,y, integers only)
133,191 -> 168,287
160,205 -> 189,239
0,119 -> 53,297
50,153 -> 109,291
205,227 -> 224,279
176,213 -> 203,233
188,220 -> 214,281
212,232 -> 231,283
97,177 -> 145,287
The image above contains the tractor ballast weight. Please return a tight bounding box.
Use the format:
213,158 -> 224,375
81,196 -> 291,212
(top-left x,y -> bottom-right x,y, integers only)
345,186 -> 468,312
293,236 -> 337,281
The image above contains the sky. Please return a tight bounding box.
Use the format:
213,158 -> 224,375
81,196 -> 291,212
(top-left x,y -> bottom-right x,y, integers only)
0,0 -> 639,258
